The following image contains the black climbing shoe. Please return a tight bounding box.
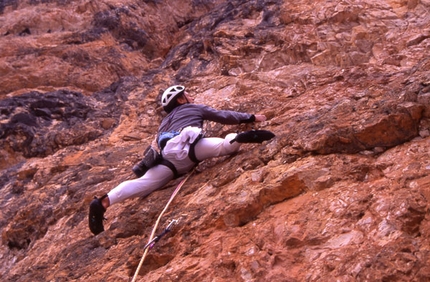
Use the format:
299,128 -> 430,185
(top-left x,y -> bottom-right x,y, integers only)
89,196 -> 106,235
230,130 -> 275,144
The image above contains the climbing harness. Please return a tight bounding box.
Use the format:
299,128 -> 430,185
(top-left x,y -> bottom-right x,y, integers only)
131,168 -> 195,282
132,145 -> 162,178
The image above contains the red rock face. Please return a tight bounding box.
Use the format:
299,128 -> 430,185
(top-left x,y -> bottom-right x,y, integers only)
1,0 -> 430,281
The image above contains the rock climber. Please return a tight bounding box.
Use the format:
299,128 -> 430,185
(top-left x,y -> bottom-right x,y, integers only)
89,85 -> 275,235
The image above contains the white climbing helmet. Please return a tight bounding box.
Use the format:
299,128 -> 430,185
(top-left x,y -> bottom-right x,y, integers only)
161,85 -> 185,107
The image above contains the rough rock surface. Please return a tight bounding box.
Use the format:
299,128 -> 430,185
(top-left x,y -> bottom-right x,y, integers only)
1,0 -> 430,281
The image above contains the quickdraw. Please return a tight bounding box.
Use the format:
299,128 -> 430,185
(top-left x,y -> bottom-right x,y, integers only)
143,219 -> 178,251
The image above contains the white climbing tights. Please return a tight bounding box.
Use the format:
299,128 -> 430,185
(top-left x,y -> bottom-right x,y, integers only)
108,133 -> 239,205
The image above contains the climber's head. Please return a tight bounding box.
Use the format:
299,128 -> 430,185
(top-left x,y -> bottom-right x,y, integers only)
161,85 -> 192,113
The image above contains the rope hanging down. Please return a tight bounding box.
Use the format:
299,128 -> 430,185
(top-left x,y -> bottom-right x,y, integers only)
131,169 -> 195,282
